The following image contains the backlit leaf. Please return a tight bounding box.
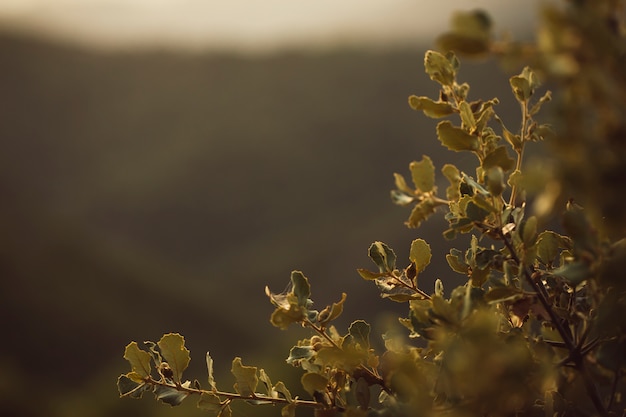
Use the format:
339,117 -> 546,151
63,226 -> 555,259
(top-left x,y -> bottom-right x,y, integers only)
357,268 -> 386,280
459,101 -> 476,131
536,231 -> 570,266
301,372 -> 328,396
281,403 -> 296,417
408,95 -> 454,118
123,342 -> 152,379
117,374 -> 150,399
409,239 -> 432,273
436,120 -> 480,152
153,383 -> 190,406
291,270 -> 311,308
442,163 -> 461,201
274,381 -> 293,403
206,352 -> 217,391
368,241 -> 396,273
410,155 -> 435,193
286,346 -> 315,365
231,357 -> 258,397
446,249 -> 469,274
424,50 -> 456,86
393,172 -> 413,194
483,146 -> 515,172
198,393 -> 231,417
406,199 -> 437,229
158,333 -> 190,384
484,286 -> 524,303
320,292 -> 347,324
348,320 -> 371,350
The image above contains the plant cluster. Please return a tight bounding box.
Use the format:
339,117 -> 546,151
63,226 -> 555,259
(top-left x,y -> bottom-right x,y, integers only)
118,2 -> 626,416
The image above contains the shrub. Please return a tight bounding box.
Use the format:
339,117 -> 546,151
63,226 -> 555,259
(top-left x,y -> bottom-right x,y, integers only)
118,1 -> 626,416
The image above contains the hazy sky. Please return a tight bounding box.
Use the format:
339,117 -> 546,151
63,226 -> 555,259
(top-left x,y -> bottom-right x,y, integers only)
0,0 -> 550,52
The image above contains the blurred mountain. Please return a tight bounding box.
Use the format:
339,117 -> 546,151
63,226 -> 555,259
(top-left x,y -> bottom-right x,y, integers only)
0,30 -> 519,416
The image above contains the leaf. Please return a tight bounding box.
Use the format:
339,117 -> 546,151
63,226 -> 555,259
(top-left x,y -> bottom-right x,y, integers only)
442,163 -> 461,201
301,372 -> 328,396
409,239 -> 432,273
123,342 -> 152,379
483,146 -> 516,172
290,270 -> 311,308
319,292 -> 347,324
436,121 -> 480,152
258,369 -> 273,397
408,95 -> 454,118
485,167 -> 505,197
231,357 -> 258,397
286,346 -> 315,365
446,249 -> 469,274
529,90 -> 552,116
355,377 -> 371,410
410,155 -> 435,193
158,333 -> 190,384
536,231 -> 570,266
117,374 -> 150,399
465,200 -> 490,222
153,383 -> 190,406
357,268 -> 386,280
393,172 -> 413,194
552,261 -> 591,286
475,249 -> 500,269
198,393 -> 232,417
206,352 -> 217,391
348,320 -> 371,350
390,189 -> 415,206
424,50 -> 456,86
281,403 -> 297,417
484,286 -> 524,303
368,241 -> 396,273
459,101 -> 476,131
274,381 -> 293,403
406,199 -> 437,229
510,67 -> 539,102
521,216 -> 538,247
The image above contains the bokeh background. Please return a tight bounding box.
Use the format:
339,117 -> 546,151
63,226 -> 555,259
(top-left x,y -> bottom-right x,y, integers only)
0,1 -> 545,416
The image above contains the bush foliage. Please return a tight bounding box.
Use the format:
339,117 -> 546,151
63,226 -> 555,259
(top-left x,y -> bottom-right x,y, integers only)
118,1 -> 626,416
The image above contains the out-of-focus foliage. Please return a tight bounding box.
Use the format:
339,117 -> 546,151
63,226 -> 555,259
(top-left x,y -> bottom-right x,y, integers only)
120,1 -> 625,416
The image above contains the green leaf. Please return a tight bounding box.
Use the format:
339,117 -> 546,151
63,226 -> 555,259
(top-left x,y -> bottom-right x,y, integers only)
281,403 -> 297,417
424,50 -> 456,86
198,393 -> 231,417
483,146 -> 516,172
258,369 -> 273,397
348,320 -> 371,350
355,377 -> 371,410
356,268 -> 386,280
286,346 -> 315,365
206,352 -> 217,391
300,372 -> 328,396
436,120 -> 480,152
319,292 -> 347,324
410,155 -> 435,193
521,216 -> 538,247
484,286 -> 524,303
157,333 -> 190,384
459,101 -> 476,132
368,241 -> 397,273
408,95 -> 454,118
154,384 -> 190,406
465,200 -> 490,222
406,199 -> 437,229
290,270 -> 311,308
529,90 -> 552,116
123,342 -> 152,379
409,239 -> 432,273
436,32 -> 490,56
231,357 -> 258,397
446,249 -> 469,274
510,67 -> 539,102
442,163 -> 461,201
485,167 -> 505,197
536,231 -> 570,266
117,374 -> 150,399
552,261 -> 591,286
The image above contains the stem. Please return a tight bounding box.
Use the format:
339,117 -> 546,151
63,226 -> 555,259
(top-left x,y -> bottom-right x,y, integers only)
143,377 -> 324,409
508,100 -> 529,207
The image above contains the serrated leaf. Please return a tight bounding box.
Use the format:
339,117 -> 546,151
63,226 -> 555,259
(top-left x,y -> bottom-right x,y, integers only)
368,241 -> 396,273
424,50 -> 456,86
158,333 -> 190,384
258,369 -> 273,397
154,384 -> 190,406
410,156 -> 435,193
301,372 -> 328,396
117,374 -> 151,399
510,67 -> 539,102
483,146 -> 516,172
348,320 -> 371,350
231,357 -> 258,397
289,270 -> 310,308
123,342 -> 152,379
206,352 -> 217,391
406,199 -> 437,229
320,292 -> 347,324
409,239 -> 432,273
442,163 -> 461,201
459,101 -> 476,131
437,121 -> 480,152
408,95 -> 454,118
